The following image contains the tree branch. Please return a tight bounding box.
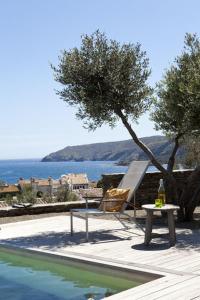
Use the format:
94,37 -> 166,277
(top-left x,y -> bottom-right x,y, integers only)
167,134 -> 182,173
116,109 -> 169,176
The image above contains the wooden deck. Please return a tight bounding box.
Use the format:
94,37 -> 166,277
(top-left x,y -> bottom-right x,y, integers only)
0,214 -> 199,299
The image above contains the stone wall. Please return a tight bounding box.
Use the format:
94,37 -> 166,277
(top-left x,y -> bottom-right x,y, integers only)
100,170 -> 193,207
0,200 -> 98,217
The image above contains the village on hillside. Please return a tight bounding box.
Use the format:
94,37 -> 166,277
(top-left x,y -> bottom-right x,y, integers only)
0,173 -> 103,207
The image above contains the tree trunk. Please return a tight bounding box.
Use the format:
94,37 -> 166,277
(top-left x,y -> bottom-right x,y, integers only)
167,134 -> 182,173
116,109 -> 199,221
178,166 -> 200,221
117,109 -> 168,175
185,186 -> 200,221
117,109 -> 179,197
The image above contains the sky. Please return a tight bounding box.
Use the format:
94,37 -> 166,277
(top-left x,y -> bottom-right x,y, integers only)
0,0 -> 200,159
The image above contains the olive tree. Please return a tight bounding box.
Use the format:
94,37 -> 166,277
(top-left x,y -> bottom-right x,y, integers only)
184,136 -> 200,168
152,33 -> 200,220
52,31 -> 200,221
52,31 -> 169,171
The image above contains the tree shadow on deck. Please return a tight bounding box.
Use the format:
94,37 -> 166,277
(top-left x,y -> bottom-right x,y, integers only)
132,211 -> 200,251
0,228 -> 136,251
172,214 -> 200,251
132,228 -> 200,252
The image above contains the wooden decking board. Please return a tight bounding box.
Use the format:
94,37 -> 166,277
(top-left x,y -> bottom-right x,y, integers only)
176,260 -> 200,272
0,215 -> 200,299
136,276 -> 200,300
103,275 -> 180,300
126,275 -> 193,298
129,247 -> 176,259
192,269 -> 200,275
154,279 -> 200,300
105,276 -> 196,300
162,255 -> 200,271
137,251 -> 183,265
58,249 -> 195,276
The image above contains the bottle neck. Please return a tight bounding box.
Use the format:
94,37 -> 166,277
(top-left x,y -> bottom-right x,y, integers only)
158,179 -> 165,192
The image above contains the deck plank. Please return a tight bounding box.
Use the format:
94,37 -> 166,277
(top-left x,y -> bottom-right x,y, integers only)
0,215 -> 200,299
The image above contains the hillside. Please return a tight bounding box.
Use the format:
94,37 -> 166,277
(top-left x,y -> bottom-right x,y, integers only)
42,135 -> 185,165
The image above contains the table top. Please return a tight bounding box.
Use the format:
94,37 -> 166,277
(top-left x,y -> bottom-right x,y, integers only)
142,204 -> 180,211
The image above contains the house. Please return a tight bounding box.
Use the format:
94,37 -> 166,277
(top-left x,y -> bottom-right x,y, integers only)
0,184 -> 20,198
18,178 -> 31,191
31,177 -> 67,197
60,173 -> 89,191
18,177 -> 67,197
18,173 -> 89,196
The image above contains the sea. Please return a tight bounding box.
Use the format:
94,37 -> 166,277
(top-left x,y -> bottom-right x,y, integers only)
0,159 -> 157,184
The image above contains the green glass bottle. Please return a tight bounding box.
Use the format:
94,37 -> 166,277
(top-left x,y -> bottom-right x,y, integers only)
158,179 -> 166,206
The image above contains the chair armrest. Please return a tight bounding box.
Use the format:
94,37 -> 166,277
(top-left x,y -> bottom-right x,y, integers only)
93,197 -> 104,202
83,196 -> 103,208
101,198 -> 125,203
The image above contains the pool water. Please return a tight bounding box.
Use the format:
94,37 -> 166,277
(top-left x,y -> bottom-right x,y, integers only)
0,249 -> 142,300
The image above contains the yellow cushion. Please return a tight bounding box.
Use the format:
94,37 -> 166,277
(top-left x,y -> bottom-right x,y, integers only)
100,188 -> 130,212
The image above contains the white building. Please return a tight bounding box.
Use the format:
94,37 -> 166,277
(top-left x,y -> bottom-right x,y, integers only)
60,173 -> 89,191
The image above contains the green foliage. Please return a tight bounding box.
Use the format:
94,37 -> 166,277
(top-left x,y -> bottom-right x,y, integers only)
42,192 -> 54,203
67,191 -> 79,202
56,186 -> 78,202
152,33 -> 200,137
184,135 -> 200,168
0,194 -> 13,205
52,30 -> 152,130
18,186 -> 37,204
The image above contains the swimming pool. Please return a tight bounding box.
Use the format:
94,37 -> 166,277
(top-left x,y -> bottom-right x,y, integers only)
0,247 -> 148,300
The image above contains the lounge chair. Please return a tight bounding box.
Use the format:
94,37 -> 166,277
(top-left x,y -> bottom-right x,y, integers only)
70,160 -> 149,241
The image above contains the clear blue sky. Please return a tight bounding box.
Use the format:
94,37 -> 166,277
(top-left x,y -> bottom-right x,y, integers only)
1,0 -> 200,159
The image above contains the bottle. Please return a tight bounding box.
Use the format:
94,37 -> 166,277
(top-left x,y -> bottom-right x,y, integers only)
158,179 -> 166,206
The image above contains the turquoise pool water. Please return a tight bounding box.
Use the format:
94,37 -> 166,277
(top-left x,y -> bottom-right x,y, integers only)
0,249 -> 142,300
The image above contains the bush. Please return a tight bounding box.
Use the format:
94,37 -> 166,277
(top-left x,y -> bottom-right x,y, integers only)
56,187 -> 79,202
17,186 -> 37,204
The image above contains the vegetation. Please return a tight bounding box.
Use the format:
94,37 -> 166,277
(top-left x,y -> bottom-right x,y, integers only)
56,186 -> 79,202
152,33 -> 200,220
0,194 -> 14,206
184,136 -> 200,168
0,186 -> 79,206
17,186 -> 37,204
52,31 -> 200,221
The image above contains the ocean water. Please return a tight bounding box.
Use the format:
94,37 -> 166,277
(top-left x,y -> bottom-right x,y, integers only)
0,159 -> 129,184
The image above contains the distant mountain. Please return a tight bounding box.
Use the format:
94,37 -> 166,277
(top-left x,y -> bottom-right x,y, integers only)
42,135 -> 185,165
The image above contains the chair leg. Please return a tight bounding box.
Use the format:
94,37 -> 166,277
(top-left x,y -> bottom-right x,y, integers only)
114,213 -> 129,229
70,211 -> 73,236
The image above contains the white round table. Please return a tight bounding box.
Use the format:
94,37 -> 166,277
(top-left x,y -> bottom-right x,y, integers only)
142,204 -> 180,246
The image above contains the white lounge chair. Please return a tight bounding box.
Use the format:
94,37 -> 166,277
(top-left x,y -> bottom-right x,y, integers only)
70,160 -> 149,241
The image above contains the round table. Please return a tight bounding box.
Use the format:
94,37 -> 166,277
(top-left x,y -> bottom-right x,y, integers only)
142,204 -> 180,246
